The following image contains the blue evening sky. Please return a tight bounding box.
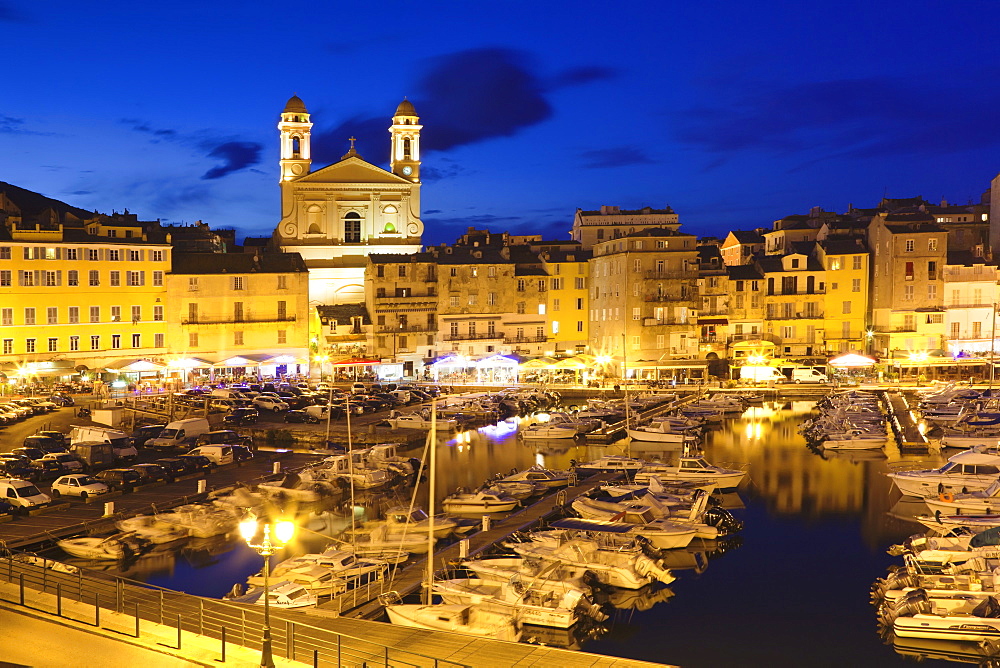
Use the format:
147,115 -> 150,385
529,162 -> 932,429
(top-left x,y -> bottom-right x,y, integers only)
2,0 -> 998,245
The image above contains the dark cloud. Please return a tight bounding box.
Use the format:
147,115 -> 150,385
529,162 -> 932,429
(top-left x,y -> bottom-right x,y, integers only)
0,114 -> 51,136
674,75 -> 1000,166
550,65 -> 616,88
68,190 -> 93,195
201,141 -> 262,180
424,209 -> 442,214
420,161 -> 468,182
313,47 -> 611,164
579,146 -> 654,169
422,211 -> 570,245
121,118 -> 261,179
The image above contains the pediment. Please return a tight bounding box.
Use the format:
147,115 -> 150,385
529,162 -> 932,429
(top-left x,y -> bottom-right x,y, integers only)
296,157 -> 411,186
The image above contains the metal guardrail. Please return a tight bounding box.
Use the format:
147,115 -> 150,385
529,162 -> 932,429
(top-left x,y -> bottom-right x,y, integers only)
0,554 -> 468,668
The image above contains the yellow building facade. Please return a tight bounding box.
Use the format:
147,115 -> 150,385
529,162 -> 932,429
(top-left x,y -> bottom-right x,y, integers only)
540,249 -> 590,355
0,217 -> 171,380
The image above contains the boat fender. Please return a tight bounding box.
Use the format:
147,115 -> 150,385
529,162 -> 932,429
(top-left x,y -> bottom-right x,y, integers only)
939,492 -> 955,503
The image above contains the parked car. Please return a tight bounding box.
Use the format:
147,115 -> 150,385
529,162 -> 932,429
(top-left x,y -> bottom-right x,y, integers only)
0,457 -> 39,482
48,393 -> 75,407
23,435 -> 68,453
223,408 -> 259,427
36,431 -> 69,448
50,474 -> 109,499
94,468 -> 143,491
154,458 -> 197,479
131,463 -> 169,484
254,396 -> 289,412
196,430 -> 252,447
131,424 -> 166,447
41,452 -> 83,473
284,409 -> 320,424
11,448 -> 62,478
177,454 -> 213,472
230,444 -> 254,462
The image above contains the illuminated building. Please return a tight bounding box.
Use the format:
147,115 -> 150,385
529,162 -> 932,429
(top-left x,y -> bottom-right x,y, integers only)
571,205 -> 678,249
816,238 -> 870,354
166,252 -> 310,378
272,96 -> 424,307
0,202 -> 171,380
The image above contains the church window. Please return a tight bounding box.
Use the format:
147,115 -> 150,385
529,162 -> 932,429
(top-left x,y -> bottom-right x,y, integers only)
292,136 -> 301,158
344,212 -> 362,243
403,138 -> 411,159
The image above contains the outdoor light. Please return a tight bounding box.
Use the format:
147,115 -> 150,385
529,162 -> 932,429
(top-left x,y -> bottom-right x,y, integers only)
747,354 -> 766,365
595,355 -> 612,364
240,514 -> 295,668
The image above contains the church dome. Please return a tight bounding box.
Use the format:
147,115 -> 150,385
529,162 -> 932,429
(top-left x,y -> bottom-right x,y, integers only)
395,98 -> 416,117
284,95 -> 308,114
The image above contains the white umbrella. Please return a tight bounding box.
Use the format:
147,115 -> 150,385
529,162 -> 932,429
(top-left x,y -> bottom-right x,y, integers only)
828,353 -> 877,368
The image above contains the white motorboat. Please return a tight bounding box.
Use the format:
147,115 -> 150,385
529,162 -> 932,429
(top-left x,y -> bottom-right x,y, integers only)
520,423 -> 578,439
58,534 -> 141,560
886,590 -> 1000,642
544,515 -> 697,550
821,429 -> 887,450
627,420 -> 700,444
372,507 -> 466,539
115,515 -> 189,545
270,548 -> 389,583
352,444 -> 420,477
247,563 -> 347,597
225,581 -> 319,609
384,411 -> 458,430
308,455 -> 393,490
155,504 -> 239,538
441,489 -> 519,513
924,478 -> 1000,516
916,513 -> 1000,533
636,455 -> 746,489
572,455 -> 644,474
498,466 -> 572,489
343,524 -> 434,554
511,537 -> 674,589
888,446 -> 1000,497
432,577 -> 605,628
461,557 -> 593,594
572,489 -> 740,540
385,602 -> 522,641
485,481 -> 536,500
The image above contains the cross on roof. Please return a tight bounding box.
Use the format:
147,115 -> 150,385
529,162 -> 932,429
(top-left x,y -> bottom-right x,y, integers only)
348,136 -> 356,149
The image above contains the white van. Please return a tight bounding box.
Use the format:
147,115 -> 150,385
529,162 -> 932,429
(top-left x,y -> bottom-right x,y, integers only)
738,366 -> 785,383
791,368 -> 829,383
0,478 -> 51,509
186,445 -> 234,466
351,382 -> 367,395
211,388 -> 247,400
148,418 -> 211,451
69,426 -> 138,461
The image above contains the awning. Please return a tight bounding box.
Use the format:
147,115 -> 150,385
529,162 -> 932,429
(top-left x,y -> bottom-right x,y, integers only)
167,357 -> 215,369
697,318 -> 729,325
105,358 -> 166,372
3,360 -> 79,377
329,356 -> 381,366
475,354 -> 521,367
213,354 -> 276,367
520,357 -> 559,369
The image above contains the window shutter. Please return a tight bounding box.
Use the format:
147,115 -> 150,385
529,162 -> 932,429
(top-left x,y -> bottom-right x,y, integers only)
56,270 -> 62,286
17,271 -> 24,286
56,248 -> 62,260
23,247 -> 29,260
34,270 -> 41,286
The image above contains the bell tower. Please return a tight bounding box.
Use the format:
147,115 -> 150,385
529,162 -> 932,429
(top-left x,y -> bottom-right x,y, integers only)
278,95 -> 312,182
389,98 -> 421,181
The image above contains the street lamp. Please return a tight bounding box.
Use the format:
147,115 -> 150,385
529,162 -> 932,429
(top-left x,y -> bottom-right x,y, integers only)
240,514 -> 295,668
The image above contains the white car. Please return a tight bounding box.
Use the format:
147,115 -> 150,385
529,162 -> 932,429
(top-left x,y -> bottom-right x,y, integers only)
50,474 -> 109,499
41,452 -> 83,472
253,396 -> 289,412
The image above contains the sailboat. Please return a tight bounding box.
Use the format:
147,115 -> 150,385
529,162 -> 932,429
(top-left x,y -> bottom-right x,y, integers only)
385,400 -> 524,639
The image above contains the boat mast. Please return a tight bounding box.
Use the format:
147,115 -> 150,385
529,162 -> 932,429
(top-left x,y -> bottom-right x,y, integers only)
345,392 -> 356,539
623,331 -> 631,458
424,397 -> 437,604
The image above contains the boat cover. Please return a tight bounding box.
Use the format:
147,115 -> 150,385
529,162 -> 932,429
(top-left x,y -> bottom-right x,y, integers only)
551,518 -> 634,534
971,526 -> 1000,548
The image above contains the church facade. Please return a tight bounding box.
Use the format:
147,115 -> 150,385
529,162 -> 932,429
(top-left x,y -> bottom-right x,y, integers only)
272,96 -> 424,306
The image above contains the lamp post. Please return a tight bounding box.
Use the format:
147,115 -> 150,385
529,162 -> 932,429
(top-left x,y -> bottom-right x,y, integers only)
240,515 -> 295,668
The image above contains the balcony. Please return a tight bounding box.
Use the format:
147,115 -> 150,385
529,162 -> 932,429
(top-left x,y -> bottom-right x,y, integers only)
376,324 -> 435,334
444,331 -> 505,341
641,317 -> 691,326
374,292 -> 436,300
727,333 -> 780,345
765,289 -> 826,296
643,294 -> 694,303
504,335 -> 547,344
644,270 -> 694,279
699,335 -> 723,343
182,315 -> 297,325
765,312 -> 825,320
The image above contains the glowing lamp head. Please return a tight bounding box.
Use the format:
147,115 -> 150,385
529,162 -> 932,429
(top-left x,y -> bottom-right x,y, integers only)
239,515 -> 258,542
274,520 -> 295,544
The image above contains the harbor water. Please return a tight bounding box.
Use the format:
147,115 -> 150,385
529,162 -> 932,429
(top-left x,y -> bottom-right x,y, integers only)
47,400 -> 963,667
